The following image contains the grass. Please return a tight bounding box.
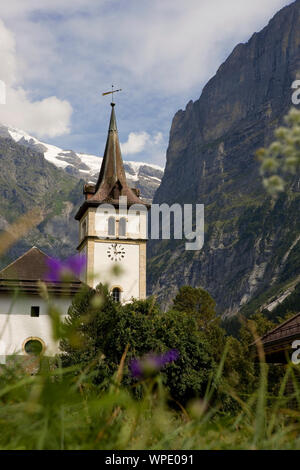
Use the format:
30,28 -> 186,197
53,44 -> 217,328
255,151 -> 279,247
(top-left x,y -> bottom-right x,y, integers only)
0,343 -> 299,450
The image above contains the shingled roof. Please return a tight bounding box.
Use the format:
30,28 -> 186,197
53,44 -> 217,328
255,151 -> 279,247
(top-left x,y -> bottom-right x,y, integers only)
0,247 -> 82,295
75,103 -> 149,220
255,312 -> 300,363
0,247 -> 50,281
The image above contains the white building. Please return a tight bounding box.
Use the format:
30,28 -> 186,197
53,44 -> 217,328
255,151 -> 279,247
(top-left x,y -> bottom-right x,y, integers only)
0,247 -> 81,360
0,103 -> 150,359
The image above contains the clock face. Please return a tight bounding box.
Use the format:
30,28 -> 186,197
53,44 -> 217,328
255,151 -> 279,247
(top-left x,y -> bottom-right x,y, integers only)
106,243 -> 126,262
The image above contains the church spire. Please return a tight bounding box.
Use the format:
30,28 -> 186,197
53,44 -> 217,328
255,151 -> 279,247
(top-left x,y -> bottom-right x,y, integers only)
75,102 -> 148,221
95,102 -> 127,194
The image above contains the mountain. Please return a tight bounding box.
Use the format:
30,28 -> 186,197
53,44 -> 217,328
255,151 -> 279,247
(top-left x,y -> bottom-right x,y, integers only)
148,0 -> 300,316
0,125 -> 163,269
0,124 -> 164,203
0,135 -> 82,269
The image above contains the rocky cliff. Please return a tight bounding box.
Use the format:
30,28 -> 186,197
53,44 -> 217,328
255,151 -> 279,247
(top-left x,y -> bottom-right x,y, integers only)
148,0 -> 300,315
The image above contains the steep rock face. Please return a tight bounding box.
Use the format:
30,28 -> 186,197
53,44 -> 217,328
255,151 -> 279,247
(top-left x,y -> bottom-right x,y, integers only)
148,0 -> 300,315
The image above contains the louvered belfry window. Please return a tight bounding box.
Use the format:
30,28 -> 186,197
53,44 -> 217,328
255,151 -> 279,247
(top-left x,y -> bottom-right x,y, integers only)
108,217 -> 116,236
119,217 -> 126,237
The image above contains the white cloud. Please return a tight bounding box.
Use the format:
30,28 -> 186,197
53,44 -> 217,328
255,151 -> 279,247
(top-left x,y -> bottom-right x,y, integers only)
1,87 -> 72,138
0,0 -> 294,160
0,19 -> 17,86
121,132 -> 150,155
58,0 -> 292,94
121,131 -> 163,156
153,132 -> 163,146
0,0 -> 92,19
0,18 -> 72,138
0,0 -> 292,95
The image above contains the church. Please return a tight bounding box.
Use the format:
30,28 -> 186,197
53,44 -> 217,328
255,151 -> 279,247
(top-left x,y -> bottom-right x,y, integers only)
0,102 -> 150,360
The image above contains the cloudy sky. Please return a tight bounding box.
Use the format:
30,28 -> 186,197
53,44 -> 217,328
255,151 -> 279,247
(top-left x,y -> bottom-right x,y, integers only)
0,0 -> 294,166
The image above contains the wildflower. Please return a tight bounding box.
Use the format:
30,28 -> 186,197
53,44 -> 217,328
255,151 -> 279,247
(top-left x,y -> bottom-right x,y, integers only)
129,349 -> 179,379
45,254 -> 86,282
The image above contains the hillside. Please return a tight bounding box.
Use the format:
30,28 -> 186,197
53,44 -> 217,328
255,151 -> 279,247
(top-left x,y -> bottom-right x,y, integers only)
0,136 -> 84,268
148,0 -> 300,316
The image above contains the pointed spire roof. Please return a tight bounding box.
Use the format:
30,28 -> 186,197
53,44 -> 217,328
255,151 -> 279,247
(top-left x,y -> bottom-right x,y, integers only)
75,103 -> 149,220
93,103 -> 128,198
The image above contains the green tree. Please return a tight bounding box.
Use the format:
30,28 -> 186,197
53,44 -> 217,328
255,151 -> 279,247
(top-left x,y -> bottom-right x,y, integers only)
172,286 -> 227,363
60,286 -> 167,387
172,286 -> 216,327
155,308 -> 215,402
60,284 -> 239,404
60,284 -> 126,381
172,287 -> 260,402
239,312 -> 276,348
238,313 -> 287,396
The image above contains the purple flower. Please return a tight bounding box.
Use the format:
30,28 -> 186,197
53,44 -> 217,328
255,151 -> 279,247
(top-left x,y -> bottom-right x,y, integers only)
129,349 -> 179,379
45,254 -> 86,282
129,359 -> 143,378
65,255 -> 86,278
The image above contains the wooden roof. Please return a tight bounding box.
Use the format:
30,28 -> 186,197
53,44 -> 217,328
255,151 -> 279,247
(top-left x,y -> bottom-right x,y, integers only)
256,312 -> 300,362
0,247 -> 82,296
0,247 -> 50,281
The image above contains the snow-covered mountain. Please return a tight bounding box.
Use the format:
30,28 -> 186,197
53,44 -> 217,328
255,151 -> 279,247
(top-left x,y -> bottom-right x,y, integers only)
0,124 -> 164,201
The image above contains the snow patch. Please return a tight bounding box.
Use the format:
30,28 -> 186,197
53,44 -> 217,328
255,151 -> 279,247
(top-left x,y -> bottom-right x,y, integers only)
5,124 -> 164,183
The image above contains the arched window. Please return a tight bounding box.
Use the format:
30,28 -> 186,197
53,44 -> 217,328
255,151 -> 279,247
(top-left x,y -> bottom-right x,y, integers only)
112,287 -> 121,303
23,338 -> 44,356
119,217 -> 127,237
108,217 -> 116,236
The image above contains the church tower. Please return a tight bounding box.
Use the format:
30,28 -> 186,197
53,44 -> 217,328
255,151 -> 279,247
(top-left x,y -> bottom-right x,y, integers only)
75,103 -> 150,302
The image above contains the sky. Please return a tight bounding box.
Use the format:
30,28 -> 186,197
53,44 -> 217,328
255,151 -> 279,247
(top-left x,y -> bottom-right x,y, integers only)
0,0 -> 295,167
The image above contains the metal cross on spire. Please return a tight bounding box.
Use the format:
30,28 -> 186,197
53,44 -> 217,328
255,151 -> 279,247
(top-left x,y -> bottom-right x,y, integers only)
102,85 -> 122,104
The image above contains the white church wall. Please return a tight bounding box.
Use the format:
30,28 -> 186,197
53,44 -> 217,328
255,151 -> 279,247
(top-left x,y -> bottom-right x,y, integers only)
0,294 -> 72,357
93,242 -> 140,301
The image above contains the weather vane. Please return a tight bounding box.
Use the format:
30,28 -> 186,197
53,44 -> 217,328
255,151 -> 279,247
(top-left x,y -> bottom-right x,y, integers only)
102,85 -> 122,104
